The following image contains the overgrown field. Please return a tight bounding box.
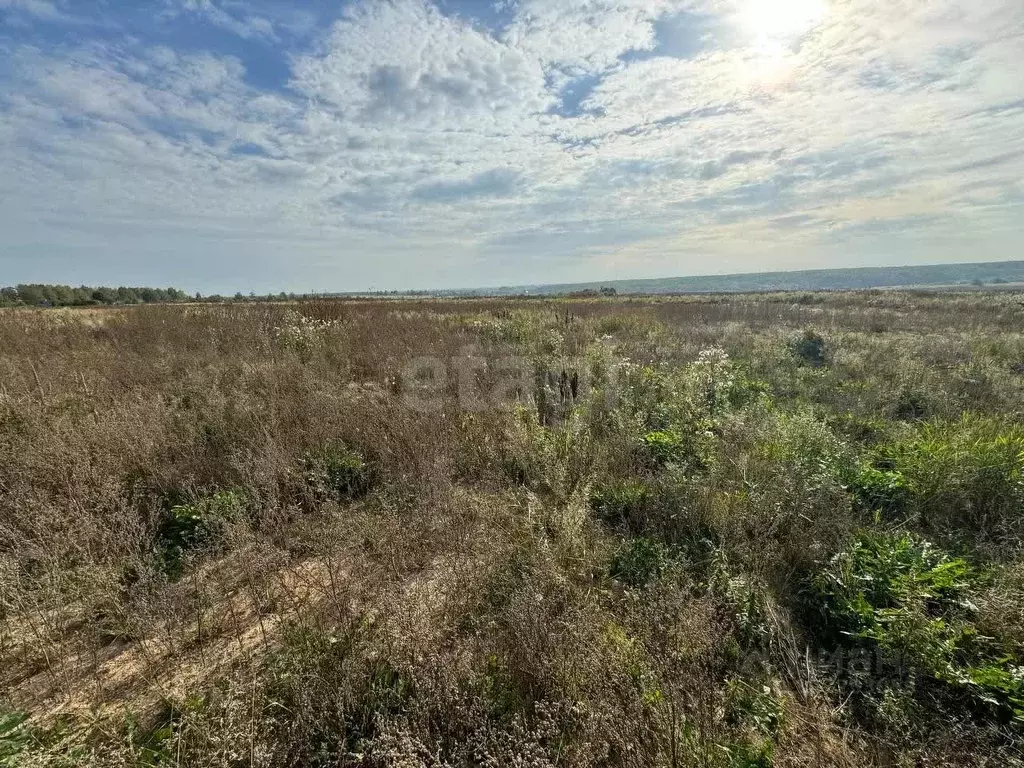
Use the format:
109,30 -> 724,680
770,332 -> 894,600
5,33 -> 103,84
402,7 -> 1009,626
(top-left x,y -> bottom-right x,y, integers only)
2,292 -> 1024,766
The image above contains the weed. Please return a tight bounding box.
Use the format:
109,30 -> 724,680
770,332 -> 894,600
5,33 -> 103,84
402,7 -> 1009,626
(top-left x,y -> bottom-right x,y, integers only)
301,442 -> 374,502
640,428 -> 693,469
724,678 -> 784,768
790,329 -> 829,368
3,293 -> 1024,767
809,530 -> 1024,720
156,489 -> 245,577
0,711 -> 31,767
849,464 -> 911,516
861,416 -> 1024,542
589,478 -> 650,530
610,537 -> 676,588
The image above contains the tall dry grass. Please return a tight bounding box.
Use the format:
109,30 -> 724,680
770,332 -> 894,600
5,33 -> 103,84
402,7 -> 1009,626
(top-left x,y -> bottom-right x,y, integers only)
0,292 -> 1022,766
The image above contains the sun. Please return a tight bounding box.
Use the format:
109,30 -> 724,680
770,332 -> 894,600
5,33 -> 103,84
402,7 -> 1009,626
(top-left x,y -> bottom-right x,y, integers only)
734,0 -> 828,85
739,0 -> 828,48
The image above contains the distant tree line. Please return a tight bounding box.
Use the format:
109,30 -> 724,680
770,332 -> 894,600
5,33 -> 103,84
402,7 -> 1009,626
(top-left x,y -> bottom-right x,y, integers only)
0,284 -> 193,307
0,284 -> 624,307
566,287 -> 618,298
0,285 -> 320,307
0,285 -> 525,306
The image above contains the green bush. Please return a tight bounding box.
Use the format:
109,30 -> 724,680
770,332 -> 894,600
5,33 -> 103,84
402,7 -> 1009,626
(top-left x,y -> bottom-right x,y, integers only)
617,364 -> 685,433
639,429 -> 692,469
857,416 -> 1024,541
156,489 -> 245,577
848,464 -> 911,516
790,329 -> 829,368
0,710 -> 31,766
726,371 -> 772,410
891,388 -> 930,421
724,679 -> 784,768
589,479 -> 650,530
808,530 -> 1024,720
810,531 -> 973,644
610,537 -> 675,588
301,441 -> 373,502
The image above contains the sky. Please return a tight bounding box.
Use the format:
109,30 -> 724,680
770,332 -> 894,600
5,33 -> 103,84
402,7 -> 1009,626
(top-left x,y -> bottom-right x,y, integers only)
0,0 -> 1022,293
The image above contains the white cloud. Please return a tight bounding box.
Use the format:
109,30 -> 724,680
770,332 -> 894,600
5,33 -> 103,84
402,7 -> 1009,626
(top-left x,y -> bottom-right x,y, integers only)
292,0 -> 550,127
504,0 -> 665,72
176,0 -> 277,40
0,0 -> 62,21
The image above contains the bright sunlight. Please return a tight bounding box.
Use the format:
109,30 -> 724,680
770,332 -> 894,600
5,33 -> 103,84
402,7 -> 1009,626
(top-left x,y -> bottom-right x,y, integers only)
739,0 -> 829,47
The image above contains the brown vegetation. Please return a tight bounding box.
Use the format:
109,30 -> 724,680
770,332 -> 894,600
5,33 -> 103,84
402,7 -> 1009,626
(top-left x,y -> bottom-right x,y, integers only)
1,292 -> 1023,766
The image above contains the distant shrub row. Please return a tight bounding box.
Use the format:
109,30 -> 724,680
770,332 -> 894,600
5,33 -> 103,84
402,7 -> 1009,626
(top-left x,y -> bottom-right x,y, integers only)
0,284 -> 322,307
0,284 -> 191,307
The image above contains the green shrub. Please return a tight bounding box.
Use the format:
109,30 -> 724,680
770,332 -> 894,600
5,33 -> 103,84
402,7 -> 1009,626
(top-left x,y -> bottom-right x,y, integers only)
501,405 -> 594,504
790,329 -> 828,368
891,388 -> 930,421
718,572 -> 773,652
0,710 -> 31,766
156,489 -> 244,577
724,679 -> 784,768
595,314 -> 631,335
810,530 -> 974,644
589,479 -> 650,529
848,464 -> 911,516
859,416 -> 1024,542
808,530 -> 1024,720
610,537 -> 675,588
727,742 -> 774,768
618,364 -> 685,432
639,429 -> 692,469
726,679 -> 784,736
726,371 -> 772,410
301,441 -> 373,502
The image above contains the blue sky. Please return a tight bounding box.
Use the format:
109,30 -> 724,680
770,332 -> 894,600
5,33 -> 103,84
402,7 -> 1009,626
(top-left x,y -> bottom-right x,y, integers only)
1,0 -> 1022,292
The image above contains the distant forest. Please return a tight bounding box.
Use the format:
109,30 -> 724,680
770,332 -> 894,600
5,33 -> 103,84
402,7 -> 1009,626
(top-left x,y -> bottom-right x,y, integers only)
0,285 -> 192,307
0,285 -> 305,307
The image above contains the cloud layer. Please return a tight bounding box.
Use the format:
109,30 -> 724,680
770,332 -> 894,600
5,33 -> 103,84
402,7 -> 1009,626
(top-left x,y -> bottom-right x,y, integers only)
1,0 -> 1022,291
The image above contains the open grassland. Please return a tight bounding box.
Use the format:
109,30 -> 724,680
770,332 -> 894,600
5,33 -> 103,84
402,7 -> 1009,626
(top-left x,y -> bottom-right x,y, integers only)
2,291 -> 1024,766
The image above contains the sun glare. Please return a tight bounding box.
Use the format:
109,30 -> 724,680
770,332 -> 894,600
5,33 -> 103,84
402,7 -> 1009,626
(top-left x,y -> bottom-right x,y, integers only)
735,0 -> 828,85
740,0 -> 828,47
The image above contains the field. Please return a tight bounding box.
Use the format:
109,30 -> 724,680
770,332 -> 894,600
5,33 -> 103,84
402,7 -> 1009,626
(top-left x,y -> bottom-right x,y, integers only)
460,260 -> 1024,296
1,291 -> 1024,766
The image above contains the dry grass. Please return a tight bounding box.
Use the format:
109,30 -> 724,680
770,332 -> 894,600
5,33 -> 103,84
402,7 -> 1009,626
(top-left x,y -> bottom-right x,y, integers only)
1,292 -> 1023,766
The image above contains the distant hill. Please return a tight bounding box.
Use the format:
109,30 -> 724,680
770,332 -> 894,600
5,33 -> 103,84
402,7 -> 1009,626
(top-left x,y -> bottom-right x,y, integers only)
459,260 -> 1024,296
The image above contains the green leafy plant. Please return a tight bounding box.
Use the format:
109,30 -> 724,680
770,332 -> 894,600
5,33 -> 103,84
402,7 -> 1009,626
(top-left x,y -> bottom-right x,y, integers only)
156,489 -> 245,578
790,329 -> 828,368
301,441 -> 374,502
0,711 -> 32,767
589,479 -> 650,529
809,530 -> 1024,720
857,416 -> 1024,540
849,464 -> 911,516
724,678 -> 784,768
811,530 -> 973,643
610,537 -> 675,588
640,429 -> 693,469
